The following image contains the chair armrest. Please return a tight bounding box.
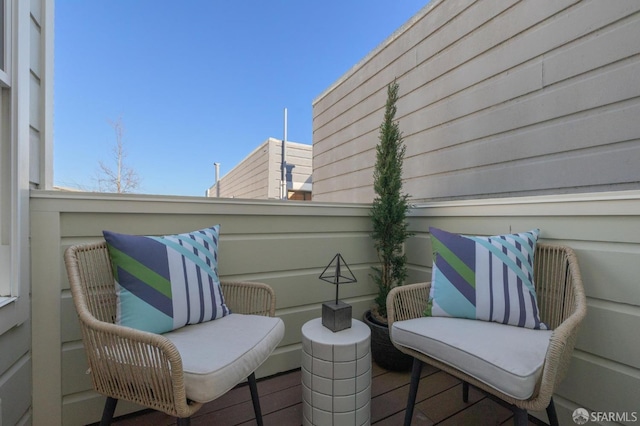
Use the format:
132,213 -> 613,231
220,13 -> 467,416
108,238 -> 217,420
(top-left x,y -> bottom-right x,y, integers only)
536,294 -> 587,408
77,314 -> 199,418
221,281 -> 276,317
387,282 -> 431,327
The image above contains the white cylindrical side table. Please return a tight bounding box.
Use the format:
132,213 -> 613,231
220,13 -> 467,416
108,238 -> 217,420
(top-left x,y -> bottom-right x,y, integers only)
301,318 -> 371,426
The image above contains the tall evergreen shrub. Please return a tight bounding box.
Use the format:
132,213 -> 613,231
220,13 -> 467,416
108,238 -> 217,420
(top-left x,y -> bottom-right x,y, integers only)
370,80 -> 412,319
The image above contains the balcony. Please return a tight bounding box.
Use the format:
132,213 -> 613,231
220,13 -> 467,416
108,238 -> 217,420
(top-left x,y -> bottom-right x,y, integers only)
0,0 -> 634,424
28,189 -> 640,425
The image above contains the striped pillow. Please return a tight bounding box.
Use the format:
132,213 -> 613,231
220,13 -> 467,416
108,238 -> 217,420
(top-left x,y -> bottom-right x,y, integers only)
426,227 -> 546,330
103,226 -> 230,334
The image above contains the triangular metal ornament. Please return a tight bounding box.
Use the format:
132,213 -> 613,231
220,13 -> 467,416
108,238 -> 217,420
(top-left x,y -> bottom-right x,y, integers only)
319,253 -> 357,332
319,253 -> 357,286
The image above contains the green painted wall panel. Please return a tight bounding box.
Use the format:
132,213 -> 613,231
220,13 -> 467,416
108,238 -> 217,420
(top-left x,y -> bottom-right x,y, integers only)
29,191 -> 640,425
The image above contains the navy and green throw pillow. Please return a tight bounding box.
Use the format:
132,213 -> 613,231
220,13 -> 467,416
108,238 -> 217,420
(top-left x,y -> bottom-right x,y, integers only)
426,227 -> 546,330
103,225 -> 230,334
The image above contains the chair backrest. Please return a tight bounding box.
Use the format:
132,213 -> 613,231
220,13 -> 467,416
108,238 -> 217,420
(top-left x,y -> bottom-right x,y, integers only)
534,243 -> 585,330
65,242 -> 117,324
67,241 -> 581,332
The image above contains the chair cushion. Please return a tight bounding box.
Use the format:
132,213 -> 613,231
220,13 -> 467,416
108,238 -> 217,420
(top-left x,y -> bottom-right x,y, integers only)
391,317 -> 553,400
427,227 -> 546,329
163,313 -> 285,402
104,226 -> 230,334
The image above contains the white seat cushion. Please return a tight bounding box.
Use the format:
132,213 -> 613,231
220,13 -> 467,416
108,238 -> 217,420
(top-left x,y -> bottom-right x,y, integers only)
163,313 -> 285,402
391,317 -> 553,400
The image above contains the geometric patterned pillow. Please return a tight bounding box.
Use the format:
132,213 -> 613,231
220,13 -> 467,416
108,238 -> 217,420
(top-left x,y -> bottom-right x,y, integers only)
425,227 -> 546,330
103,225 -> 230,334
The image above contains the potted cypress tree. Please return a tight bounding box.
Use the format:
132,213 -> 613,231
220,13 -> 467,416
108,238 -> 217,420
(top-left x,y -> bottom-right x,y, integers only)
363,80 -> 413,371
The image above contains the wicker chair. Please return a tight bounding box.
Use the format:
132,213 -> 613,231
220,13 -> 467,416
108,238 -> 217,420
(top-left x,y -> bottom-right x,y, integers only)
387,243 -> 587,426
64,242 -> 285,426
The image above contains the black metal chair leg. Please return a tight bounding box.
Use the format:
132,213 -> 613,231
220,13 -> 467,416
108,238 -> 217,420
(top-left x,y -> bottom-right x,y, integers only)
99,397 -> 118,426
462,381 -> 469,403
176,417 -> 191,426
546,398 -> 559,426
513,407 -> 529,426
248,372 -> 264,426
404,358 -> 423,426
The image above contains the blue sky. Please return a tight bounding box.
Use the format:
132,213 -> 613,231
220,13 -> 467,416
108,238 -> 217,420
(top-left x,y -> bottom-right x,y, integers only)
54,1 -> 429,196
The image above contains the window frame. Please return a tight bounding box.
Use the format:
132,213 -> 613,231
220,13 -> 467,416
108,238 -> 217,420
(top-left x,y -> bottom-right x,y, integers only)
0,0 -> 30,334
0,0 -> 9,83
0,0 -> 12,300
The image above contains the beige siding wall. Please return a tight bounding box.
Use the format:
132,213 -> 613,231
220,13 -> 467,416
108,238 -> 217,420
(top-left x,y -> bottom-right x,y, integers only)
312,0 -> 640,203
208,138 -> 312,200
268,138 -> 282,199
28,0 -> 53,189
407,190 -> 640,425
212,139 -> 270,199
30,191 -> 376,426
280,140 -> 313,193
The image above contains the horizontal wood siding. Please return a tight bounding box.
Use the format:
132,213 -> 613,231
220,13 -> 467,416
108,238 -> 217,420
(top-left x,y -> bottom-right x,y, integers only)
406,191 -> 640,425
32,191 -> 640,425
0,321 -> 32,426
215,140 -> 270,199
29,2 -> 42,186
30,191 -> 377,425
209,138 -> 312,200
312,0 -> 640,203
31,190 -> 640,424
277,140 -> 312,192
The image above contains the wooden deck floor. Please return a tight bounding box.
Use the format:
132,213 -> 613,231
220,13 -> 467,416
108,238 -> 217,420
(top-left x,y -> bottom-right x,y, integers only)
106,363 -> 546,426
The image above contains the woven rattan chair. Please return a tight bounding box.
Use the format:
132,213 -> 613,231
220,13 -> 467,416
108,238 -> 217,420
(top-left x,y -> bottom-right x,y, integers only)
388,243 -> 587,426
65,241 -> 284,426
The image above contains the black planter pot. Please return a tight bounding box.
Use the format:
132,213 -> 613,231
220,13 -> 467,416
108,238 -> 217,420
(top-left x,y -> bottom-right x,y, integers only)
363,310 -> 413,371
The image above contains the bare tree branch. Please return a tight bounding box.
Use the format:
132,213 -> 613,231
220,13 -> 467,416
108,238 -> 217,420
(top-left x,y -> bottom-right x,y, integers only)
94,117 -> 141,193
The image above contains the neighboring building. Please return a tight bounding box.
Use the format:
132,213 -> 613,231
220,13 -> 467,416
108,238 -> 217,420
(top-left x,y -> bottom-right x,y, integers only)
312,0 -> 640,203
206,138 -> 312,200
